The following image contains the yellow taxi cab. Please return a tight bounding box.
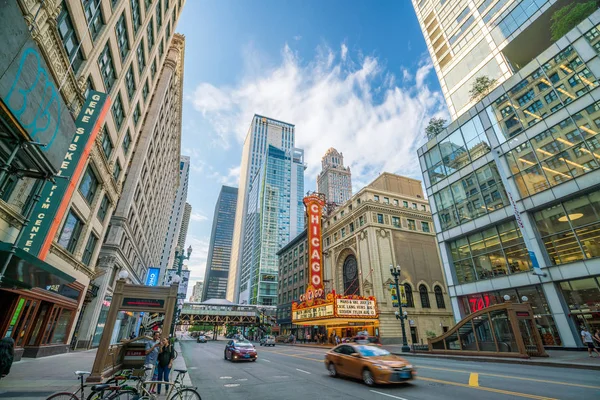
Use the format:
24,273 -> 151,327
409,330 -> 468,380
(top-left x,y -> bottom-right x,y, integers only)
324,343 -> 414,386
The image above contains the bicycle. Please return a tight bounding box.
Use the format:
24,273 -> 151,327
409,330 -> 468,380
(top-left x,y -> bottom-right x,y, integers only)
45,370 -> 121,400
109,369 -> 200,400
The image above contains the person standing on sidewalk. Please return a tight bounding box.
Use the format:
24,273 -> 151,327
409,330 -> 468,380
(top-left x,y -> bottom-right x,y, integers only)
156,338 -> 175,395
593,329 -> 600,347
581,327 -> 600,357
0,337 -> 15,380
145,332 -> 161,392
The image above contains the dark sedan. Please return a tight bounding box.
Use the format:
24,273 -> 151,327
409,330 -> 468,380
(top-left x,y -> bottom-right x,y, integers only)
224,340 -> 257,362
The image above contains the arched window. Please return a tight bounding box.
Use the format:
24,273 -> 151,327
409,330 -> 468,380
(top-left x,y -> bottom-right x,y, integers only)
342,255 -> 360,295
434,286 -> 446,309
419,284 -> 431,308
404,284 -> 414,308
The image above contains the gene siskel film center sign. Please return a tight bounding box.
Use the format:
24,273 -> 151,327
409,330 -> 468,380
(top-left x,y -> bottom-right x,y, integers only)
336,299 -> 377,317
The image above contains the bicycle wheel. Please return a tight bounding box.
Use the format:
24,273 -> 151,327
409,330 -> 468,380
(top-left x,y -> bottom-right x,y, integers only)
46,393 -> 79,400
169,388 -> 201,400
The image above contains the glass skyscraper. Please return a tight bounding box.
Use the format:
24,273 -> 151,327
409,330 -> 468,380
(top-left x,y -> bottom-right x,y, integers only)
412,0 -> 575,120
417,10 -> 600,348
227,115 -> 299,302
239,145 -> 305,305
201,186 -> 238,301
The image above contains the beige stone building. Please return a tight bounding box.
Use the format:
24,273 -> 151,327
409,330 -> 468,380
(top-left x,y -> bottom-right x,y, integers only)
321,173 -> 455,344
0,0 -> 186,356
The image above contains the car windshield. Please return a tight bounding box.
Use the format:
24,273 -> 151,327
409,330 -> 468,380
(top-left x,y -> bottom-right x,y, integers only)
356,345 -> 391,357
235,342 -> 253,348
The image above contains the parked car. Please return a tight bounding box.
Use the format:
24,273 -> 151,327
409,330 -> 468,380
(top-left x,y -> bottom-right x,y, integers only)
197,335 -> 207,343
260,335 -> 276,346
324,343 -> 414,386
224,340 -> 257,362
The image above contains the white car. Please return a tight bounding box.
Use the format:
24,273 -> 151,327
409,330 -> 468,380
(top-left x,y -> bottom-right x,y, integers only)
260,335 -> 276,346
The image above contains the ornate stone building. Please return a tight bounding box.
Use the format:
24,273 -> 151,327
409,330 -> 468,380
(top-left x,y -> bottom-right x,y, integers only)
322,173 -> 454,344
77,31 -> 186,349
317,147 -> 352,205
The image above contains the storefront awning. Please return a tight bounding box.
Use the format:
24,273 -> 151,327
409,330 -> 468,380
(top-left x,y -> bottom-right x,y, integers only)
0,242 -> 75,289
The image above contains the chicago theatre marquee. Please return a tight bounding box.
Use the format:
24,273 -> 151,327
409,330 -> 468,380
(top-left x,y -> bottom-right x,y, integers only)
290,175 -> 454,344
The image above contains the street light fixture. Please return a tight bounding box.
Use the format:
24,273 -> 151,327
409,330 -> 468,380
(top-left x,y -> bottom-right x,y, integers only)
389,264 -> 411,353
170,245 -> 193,335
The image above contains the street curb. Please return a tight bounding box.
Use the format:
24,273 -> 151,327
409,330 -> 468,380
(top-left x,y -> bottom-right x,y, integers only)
174,342 -> 193,386
278,343 -> 600,371
392,352 -> 600,371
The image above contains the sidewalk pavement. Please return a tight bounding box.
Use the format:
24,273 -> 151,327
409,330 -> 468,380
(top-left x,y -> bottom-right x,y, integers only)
0,341 -> 193,399
278,342 -> 600,371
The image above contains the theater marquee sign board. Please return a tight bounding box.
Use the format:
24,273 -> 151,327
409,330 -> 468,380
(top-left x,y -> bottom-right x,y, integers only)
292,291 -> 379,323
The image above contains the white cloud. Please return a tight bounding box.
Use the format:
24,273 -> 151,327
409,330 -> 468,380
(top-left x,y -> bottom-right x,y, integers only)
189,43 -> 447,185
190,212 -> 208,222
294,35 -> 302,41
341,43 -> 348,61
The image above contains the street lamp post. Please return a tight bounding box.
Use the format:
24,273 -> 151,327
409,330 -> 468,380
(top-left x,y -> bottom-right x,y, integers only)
390,264 -> 411,353
170,245 -> 193,336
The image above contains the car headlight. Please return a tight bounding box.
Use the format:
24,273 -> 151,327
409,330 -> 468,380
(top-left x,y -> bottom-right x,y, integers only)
374,364 -> 391,370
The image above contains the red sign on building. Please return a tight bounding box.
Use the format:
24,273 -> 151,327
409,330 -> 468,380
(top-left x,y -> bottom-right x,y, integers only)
303,194 -> 325,302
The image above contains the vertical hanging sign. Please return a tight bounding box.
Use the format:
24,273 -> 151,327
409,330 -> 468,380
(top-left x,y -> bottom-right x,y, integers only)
18,91 -> 111,259
303,194 -> 325,303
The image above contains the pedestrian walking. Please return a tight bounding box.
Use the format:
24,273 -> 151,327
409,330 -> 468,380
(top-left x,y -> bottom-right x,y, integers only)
0,337 -> 15,380
156,337 -> 175,395
593,329 -> 600,347
581,326 -> 600,357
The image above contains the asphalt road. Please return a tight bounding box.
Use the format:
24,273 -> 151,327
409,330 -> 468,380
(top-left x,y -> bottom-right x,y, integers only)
180,340 -> 600,400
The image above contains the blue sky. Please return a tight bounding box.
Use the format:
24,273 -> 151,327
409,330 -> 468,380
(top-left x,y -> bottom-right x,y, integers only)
176,0 -> 448,297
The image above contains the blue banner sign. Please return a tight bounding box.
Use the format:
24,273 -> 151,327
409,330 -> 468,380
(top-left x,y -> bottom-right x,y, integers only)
145,268 -> 160,286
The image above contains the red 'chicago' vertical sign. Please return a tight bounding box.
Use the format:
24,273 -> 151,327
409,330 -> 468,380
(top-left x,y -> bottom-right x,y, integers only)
304,194 -> 325,299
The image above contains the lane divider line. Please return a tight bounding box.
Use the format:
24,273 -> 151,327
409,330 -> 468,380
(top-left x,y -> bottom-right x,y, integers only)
262,359 -> 271,363
469,373 -> 479,387
370,389 -> 409,400
296,368 -> 311,374
418,377 -> 557,400
417,365 -> 600,390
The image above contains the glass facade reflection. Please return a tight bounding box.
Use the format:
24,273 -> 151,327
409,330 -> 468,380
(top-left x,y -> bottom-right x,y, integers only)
202,186 -> 238,301
424,116 -> 491,184
434,162 -> 509,230
450,220 -> 532,284
240,145 -> 305,305
559,277 -> 600,334
533,189 -> 600,265
505,101 -> 600,197
488,46 -> 598,143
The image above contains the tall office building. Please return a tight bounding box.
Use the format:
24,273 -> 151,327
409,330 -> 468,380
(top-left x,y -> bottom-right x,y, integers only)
77,27 -> 186,348
0,0 -> 185,356
227,115 -> 298,302
159,156 -> 190,280
239,145 -> 305,305
190,281 -> 204,302
411,0 -> 581,120
202,186 -> 237,301
317,147 -> 352,204
417,10 -> 600,348
178,202 -> 192,249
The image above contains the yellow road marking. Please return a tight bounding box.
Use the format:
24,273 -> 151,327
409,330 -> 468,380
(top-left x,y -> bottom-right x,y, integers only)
468,373 -> 479,387
418,365 -> 600,390
418,377 -> 556,400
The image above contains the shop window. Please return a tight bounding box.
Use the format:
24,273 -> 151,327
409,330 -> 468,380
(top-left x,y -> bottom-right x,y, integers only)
419,285 -> 431,308
434,286 -> 445,308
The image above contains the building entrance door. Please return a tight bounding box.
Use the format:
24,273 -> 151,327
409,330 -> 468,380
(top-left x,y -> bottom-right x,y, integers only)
410,327 -> 418,344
